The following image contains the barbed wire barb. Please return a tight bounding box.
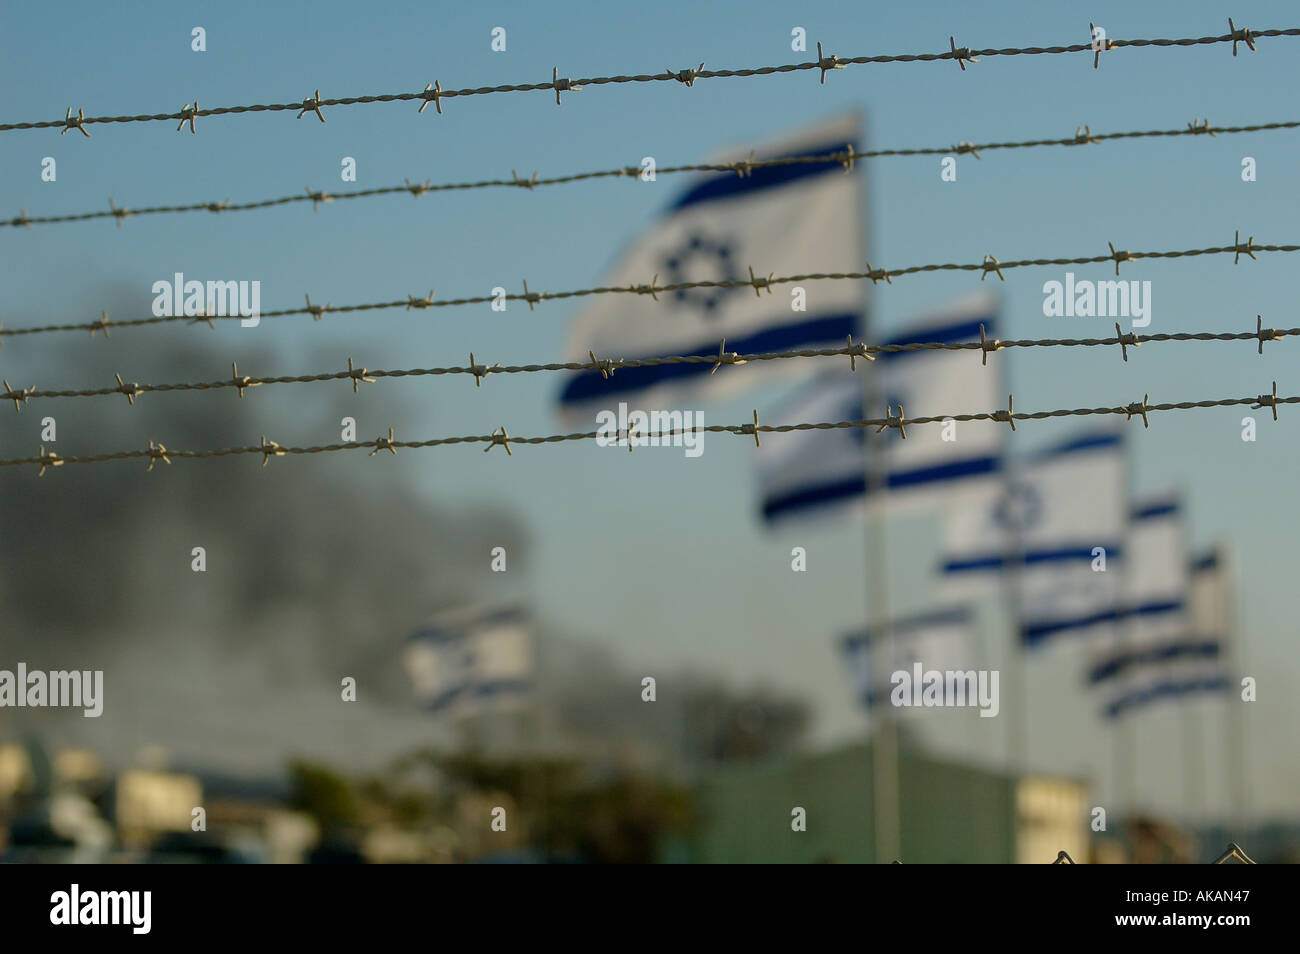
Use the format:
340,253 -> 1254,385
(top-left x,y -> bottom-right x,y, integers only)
1228,19 -> 1256,56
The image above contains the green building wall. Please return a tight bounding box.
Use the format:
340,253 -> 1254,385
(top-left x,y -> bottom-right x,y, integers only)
686,743 -> 1017,863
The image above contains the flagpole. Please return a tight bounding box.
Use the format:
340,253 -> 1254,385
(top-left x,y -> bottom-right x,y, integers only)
995,322 -> 1029,784
1183,703 -> 1203,826
857,114 -> 901,863
1180,544 -> 1209,829
1224,545 -> 1249,837
863,375 -> 901,864
1113,435 -> 1138,844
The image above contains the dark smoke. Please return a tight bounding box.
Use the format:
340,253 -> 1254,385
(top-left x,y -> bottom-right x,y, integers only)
0,291 -> 528,771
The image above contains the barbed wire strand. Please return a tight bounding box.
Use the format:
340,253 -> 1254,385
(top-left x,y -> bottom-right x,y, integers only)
7,117 -> 1298,230
1,23 -> 1292,135
2,319 -> 1294,409
4,384 -> 1292,474
0,233 -> 1289,341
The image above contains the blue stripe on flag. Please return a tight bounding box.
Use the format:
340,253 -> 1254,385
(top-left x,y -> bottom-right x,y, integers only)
1020,597 -> 1183,648
1022,606 -> 1124,647
670,139 -> 859,211
842,606 -> 973,646
943,545 -> 1122,574
1192,551 -> 1220,573
762,455 -> 1002,522
407,605 -> 527,646
1038,431 -> 1123,459
1088,639 -> 1222,685
559,312 -> 857,405
1133,500 -> 1179,521
1105,675 -> 1231,719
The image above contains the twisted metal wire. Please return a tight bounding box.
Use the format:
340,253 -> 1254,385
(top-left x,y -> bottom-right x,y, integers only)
4,385 -> 1292,474
6,117 -> 1297,230
2,24 -> 1294,135
3,320 -> 1295,410
0,236 -> 1290,341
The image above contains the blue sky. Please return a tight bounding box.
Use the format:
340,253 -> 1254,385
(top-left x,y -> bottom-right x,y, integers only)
2,1 -> 1298,818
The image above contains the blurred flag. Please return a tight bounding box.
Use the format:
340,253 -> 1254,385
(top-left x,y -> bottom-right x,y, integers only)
1080,495 -> 1218,718
757,291 -> 1003,527
1095,548 -> 1231,718
557,114 -> 864,420
842,606 -> 978,709
937,428 -> 1127,647
403,605 -> 533,716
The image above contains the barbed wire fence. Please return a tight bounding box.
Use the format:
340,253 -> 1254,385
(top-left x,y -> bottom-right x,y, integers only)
0,21 -> 1287,868
1,21 -> 1291,136
0,234 -> 1287,341
4,383 -> 1291,475
5,117 -> 1297,231
0,318 -> 1294,410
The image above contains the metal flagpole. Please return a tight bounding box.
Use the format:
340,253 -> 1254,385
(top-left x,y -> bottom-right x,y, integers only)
1181,547 -> 1209,827
856,113 -> 901,864
863,346 -> 901,864
1183,702 -> 1203,824
993,316 -> 1028,781
1113,442 -> 1139,838
1223,545 -> 1249,836
1107,428 -> 1138,847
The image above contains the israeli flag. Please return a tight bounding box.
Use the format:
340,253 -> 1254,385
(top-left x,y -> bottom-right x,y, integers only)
1083,494 -> 1200,718
1097,548 -> 1230,718
403,605 -> 533,716
841,606 -> 978,710
757,291 -> 1004,526
558,115 -> 864,419
937,428 -> 1127,647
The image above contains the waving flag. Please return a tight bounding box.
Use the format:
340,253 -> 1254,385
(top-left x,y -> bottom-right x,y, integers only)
1083,495 -> 1206,718
757,291 -> 1003,526
403,605 -> 533,716
1097,547 -> 1231,718
841,606 -> 979,710
937,428 -> 1127,647
558,114 -> 864,419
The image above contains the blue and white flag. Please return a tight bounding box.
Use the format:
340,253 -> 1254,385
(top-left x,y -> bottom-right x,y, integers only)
403,605 -> 533,716
937,428 -> 1127,647
757,291 -> 1004,526
842,606 -> 978,710
558,115 -> 864,420
1084,494 -> 1199,718
1097,547 -> 1230,718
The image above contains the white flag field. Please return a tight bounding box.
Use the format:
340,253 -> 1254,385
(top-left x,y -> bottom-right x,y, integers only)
403,605 -> 533,717
557,114 -> 864,421
937,428 -> 1127,648
756,291 -> 1004,526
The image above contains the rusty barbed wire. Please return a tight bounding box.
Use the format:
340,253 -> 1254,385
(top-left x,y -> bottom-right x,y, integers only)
0,234 -> 1291,341
2,318 -> 1295,410
1,23 -> 1294,135
1,384 -> 1291,474
6,117 -> 1299,231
